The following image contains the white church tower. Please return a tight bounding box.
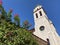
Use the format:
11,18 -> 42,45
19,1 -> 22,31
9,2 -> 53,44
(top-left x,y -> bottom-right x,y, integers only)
33,5 -> 60,45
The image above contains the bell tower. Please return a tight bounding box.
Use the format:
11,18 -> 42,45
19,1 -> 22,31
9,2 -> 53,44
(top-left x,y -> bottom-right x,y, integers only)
33,5 -> 60,45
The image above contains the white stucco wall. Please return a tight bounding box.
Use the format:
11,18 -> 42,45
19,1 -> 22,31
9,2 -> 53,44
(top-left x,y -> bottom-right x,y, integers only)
33,5 -> 60,45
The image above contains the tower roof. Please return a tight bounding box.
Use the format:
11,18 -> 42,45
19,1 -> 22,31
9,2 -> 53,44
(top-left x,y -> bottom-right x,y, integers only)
33,5 -> 42,13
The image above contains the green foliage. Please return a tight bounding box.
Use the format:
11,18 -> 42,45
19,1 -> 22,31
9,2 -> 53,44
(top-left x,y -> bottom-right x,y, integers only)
0,20 -> 38,45
23,20 -> 32,29
0,5 -> 7,19
14,14 -> 20,27
0,4 -> 20,26
0,3 -> 38,45
7,9 -> 13,22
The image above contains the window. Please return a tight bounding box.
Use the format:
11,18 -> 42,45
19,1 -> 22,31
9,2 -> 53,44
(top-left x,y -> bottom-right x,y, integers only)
39,11 -> 42,16
47,38 -> 50,45
39,26 -> 45,31
36,13 -> 38,18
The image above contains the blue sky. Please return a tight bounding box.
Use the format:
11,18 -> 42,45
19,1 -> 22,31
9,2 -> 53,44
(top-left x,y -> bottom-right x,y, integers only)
2,0 -> 60,35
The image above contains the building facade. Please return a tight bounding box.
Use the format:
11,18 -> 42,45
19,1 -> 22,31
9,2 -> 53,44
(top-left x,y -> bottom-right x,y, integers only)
33,5 -> 60,45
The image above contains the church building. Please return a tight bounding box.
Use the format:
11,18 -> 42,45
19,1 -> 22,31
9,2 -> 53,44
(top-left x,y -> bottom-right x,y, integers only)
31,5 -> 60,45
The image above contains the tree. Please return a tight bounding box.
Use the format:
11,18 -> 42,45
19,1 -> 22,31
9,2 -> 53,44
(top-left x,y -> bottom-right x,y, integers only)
0,0 -> 38,45
23,20 -> 32,29
14,14 -> 20,27
0,19 -> 38,45
7,9 -> 13,22
0,0 -> 7,19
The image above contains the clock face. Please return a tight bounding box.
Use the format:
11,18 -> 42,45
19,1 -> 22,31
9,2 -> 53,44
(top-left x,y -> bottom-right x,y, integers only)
40,26 -> 45,31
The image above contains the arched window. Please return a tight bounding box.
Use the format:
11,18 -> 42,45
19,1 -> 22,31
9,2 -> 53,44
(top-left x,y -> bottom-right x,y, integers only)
39,11 -> 42,16
35,13 -> 38,18
47,38 -> 50,45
